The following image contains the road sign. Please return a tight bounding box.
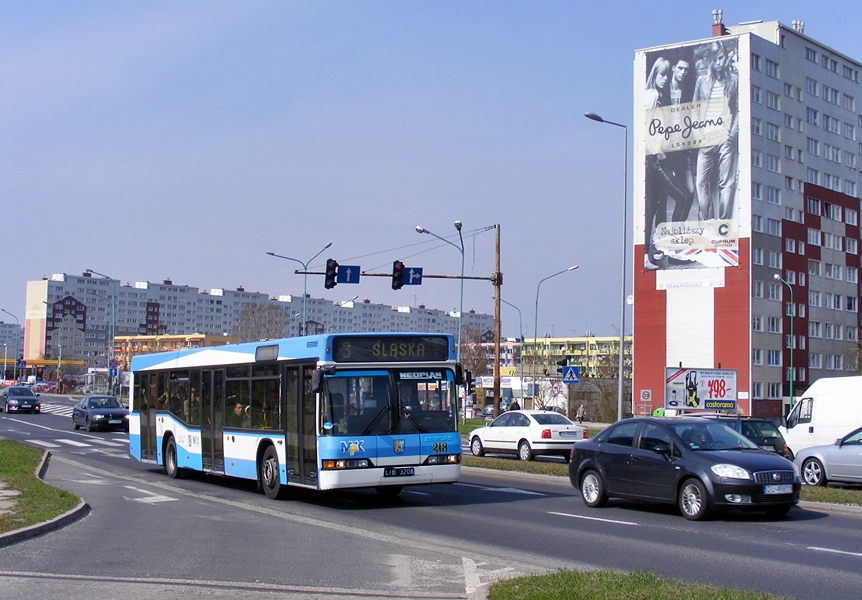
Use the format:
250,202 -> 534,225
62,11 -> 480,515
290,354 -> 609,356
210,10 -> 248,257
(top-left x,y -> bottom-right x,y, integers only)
337,265 -> 361,284
562,366 -> 579,384
109,368 -> 118,378
404,267 -> 423,285
109,359 -> 118,369
551,381 -> 561,396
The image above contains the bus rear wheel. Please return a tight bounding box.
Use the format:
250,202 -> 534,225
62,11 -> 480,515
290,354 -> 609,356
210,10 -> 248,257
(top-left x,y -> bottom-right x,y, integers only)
164,437 -> 183,479
260,446 -> 287,500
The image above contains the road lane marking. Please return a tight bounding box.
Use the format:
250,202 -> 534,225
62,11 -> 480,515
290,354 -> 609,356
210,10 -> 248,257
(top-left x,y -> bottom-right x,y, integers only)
89,439 -> 125,447
808,546 -> 862,558
27,440 -> 61,448
454,482 -> 545,496
55,438 -> 90,447
549,511 -> 639,526
123,485 -> 177,503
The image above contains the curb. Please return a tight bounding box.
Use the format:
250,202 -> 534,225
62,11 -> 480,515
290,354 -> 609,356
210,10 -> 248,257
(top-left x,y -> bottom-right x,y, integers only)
0,450 -> 90,548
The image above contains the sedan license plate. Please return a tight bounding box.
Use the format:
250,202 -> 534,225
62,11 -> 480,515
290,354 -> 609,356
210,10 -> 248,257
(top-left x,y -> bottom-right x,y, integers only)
108,419 -> 122,424
384,467 -> 414,477
559,431 -> 578,437
764,484 -> 792,494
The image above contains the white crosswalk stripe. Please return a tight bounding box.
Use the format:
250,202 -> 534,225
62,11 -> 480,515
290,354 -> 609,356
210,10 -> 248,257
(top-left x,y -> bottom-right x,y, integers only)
39,403 -> 74,418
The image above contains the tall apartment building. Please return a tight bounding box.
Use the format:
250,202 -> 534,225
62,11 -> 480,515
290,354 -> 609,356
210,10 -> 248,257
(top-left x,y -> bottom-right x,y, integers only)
23,272 -> 493,369
634,14 -> 861,418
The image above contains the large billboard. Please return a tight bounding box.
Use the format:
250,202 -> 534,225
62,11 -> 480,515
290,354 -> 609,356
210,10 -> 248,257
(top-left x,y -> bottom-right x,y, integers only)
642,37 -> 740,270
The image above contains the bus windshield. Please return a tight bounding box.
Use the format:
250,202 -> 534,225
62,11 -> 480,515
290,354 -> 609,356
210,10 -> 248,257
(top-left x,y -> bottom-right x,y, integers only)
321,368 -> 457,436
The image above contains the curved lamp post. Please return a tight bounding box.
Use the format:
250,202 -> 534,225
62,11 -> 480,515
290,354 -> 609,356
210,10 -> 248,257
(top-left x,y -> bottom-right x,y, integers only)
533,266 -> 578,401
415,223 -> 465,367
774,274 -> 795,404
585,110 -> 628,422
501,298 -> 524,404
1,308 -> 20,382
267,243 -> 332,336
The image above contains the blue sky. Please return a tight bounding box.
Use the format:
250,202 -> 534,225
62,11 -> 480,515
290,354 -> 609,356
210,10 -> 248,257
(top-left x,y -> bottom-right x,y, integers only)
3,1 -> 860,340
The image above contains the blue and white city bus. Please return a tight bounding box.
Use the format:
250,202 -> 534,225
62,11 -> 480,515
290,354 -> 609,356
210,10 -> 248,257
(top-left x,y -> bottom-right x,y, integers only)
129,333 -> 462,499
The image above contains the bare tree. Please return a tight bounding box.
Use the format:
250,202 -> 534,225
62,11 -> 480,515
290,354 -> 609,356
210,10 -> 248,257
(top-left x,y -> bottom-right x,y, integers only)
232,303 -> 290,343
460,325 -> 490,376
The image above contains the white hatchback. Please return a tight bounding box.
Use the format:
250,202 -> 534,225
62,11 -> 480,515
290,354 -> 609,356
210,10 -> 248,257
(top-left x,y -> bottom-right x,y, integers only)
468,410 -> 588,461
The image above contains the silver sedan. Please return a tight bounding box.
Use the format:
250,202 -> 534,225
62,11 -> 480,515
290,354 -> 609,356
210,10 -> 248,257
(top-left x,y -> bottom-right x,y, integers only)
795,426 -> 862,486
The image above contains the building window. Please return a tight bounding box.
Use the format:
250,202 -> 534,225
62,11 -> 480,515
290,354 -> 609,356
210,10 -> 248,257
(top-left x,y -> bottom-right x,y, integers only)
809,321 -> 821,338
766,59 -> 779,78
806,47 -> 818,62
752,349 -> 762,365
847,267 -> 858,283
766,154 -> 780,172
809,290 -> 821,307
767,350 -> 782,366
752,86 -> 762,104
808,259 -> 821,275
807,197 -> 820,214
806,78 -> 818,96
809,353 -> 822,369
807,138 -> 820,155
767,187 -> 780,204
766,91 -> 780,110
785,238 -> 795,253
767,123 -> 780,142
806,108 -> 818,126
845,123 -> 856,140
768,251 -> 781,269
753,281 -> 764,298
768,316 -> 782,333
752,316 -> 763,332
753,182 -> 765,202
847,238 -> 858,255
848,297 -> 858,312
807,168 -> 819,184
751,54 -> 761,71
784,113 -> 794,128
752,247 -> 764,265
784,82 -> 794,97
752,214 -> 763,232
767,218 -> 781,236
752,150 -> 762,168
845,181 -> 857,197
753,118 -> 762,135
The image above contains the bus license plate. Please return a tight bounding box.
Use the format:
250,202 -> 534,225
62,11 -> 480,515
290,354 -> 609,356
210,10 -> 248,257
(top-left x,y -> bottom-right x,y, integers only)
764,484 -> 792,494
384,467 -> 414,477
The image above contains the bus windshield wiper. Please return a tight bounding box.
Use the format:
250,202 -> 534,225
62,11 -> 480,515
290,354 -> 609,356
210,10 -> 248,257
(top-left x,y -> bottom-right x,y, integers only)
361,405 -> 390,435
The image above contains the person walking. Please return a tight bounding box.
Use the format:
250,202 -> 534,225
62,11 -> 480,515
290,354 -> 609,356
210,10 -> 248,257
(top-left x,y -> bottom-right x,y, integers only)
576,404 -> 586,424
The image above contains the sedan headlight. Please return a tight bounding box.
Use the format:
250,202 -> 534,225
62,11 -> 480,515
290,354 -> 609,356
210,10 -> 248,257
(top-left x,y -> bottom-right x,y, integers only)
711,463 -> 751,480
8,399 -> 19,405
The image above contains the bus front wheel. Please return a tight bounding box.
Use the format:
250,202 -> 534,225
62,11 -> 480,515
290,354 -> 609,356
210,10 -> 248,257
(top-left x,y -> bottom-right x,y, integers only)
260,446 -> 287,500
164,437 -> 183,479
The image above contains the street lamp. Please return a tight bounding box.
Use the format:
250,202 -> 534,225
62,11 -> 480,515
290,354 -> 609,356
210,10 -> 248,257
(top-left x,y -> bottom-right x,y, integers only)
774,274 -> 795,405
533,266 -> 579,402
416,223 -> 465,367
3,343 -> 7,381
501,298 -> 524,405
267,243 -> 333,336
84,270 -> 117,364
585,111 -> 628,422
1,308 -> 20,382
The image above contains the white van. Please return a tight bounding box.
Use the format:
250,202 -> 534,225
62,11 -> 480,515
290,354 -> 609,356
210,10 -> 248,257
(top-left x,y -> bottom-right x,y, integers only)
780,375 -> 862,456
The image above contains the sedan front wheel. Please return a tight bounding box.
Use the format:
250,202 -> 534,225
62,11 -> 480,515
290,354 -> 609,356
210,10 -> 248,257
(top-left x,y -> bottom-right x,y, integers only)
580,469 -> 608,508
679,478 -> 710,521
470,437 -> 485,457
802,457 -> 827,486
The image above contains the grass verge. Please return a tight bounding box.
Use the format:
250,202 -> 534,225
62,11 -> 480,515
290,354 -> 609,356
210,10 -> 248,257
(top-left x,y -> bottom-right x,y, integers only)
488,570 -> 788,600
0,439 -> 80,535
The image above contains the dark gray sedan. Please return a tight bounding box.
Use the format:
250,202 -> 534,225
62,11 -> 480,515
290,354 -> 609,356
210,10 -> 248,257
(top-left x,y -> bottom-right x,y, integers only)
72,395 -> 128,432
0,386 -> 42,413
569,417 -> 801,520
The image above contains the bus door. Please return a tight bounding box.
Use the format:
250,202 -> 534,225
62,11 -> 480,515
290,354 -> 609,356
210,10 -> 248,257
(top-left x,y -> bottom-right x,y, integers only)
137,373 -> 157,461
200,369 -> 225,473
283,364 -> 318,487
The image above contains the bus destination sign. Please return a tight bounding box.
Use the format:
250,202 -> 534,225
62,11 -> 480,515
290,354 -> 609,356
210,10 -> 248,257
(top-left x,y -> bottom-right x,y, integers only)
332,336 -> 450,363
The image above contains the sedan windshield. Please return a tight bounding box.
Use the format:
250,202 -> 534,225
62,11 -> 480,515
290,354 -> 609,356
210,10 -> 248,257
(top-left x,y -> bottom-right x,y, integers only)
670,422 -> 759,451
11,388 -> 36,397
88,397 -> 122,409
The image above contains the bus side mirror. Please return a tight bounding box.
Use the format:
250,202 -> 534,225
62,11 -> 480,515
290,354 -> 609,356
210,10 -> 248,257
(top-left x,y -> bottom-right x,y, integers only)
311,366 -> 336,393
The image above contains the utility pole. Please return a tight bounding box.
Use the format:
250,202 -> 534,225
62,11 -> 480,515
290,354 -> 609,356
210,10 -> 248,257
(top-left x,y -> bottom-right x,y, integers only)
492,225 -> 502,416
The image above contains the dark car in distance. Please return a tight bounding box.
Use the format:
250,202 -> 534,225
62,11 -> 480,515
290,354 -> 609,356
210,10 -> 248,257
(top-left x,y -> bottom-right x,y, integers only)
569,417 -> 801,520
687,413 -> 792,458
72,395 -> 129,432
0,386 -> 42,413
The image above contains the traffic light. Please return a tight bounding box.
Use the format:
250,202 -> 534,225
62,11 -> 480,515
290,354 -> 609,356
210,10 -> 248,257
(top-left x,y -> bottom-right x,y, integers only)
324,259 -> 339,289
556,357 -> 569,375
392,260 -> 405,290
465,370 -> 474,393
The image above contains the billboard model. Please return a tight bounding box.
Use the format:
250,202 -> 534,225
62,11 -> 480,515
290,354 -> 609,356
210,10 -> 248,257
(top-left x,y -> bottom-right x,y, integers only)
643,37 -> 740,270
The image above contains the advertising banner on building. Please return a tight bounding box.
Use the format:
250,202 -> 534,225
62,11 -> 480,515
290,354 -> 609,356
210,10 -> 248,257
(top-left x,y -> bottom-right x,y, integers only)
665,367 -> 737,411
642,37 -> 740,270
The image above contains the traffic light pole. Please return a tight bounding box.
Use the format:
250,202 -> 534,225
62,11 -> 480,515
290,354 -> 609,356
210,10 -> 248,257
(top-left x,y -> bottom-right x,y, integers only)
296,224 -> 504,420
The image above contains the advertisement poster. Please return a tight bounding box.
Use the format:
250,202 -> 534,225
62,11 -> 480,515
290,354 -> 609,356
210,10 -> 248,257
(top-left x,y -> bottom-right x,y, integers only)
643,37 -> 739,270
665,367 -> 738,411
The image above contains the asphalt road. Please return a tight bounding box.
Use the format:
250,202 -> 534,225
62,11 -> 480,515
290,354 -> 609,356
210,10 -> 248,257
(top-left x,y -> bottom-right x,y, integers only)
1,395 -> 861,600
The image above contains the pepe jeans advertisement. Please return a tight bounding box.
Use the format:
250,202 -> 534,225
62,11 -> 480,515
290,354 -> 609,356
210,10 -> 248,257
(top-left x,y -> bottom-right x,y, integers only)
643,37 -> 739,270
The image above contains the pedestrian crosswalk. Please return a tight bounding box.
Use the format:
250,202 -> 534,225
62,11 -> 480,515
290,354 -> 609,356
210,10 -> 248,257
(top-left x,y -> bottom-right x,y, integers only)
39,403 -> 74,418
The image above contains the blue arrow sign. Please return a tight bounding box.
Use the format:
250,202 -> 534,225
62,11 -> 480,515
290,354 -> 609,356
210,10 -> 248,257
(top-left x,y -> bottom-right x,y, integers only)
404,267 -> 423,285
337,265 -> 361,284
562,366 -> 579,384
